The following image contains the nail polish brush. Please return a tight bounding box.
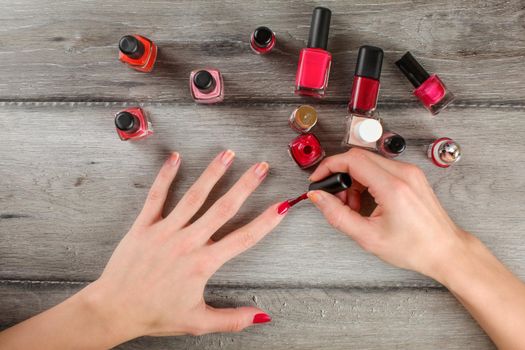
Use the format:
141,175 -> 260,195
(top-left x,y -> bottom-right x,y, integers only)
278,172 -> 352,214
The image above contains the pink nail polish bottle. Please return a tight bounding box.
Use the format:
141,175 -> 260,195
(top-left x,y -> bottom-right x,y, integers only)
396,52 -> 455,116
114,107 -> 153,141
189,69 -> 224,104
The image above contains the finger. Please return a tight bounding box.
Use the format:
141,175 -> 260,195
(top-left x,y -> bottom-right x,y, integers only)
208,202 -> 285,267
308,190 -> 371,240
347,188 -> 361,212
136,152 -> 181,225
191,162 -> 270,243
166,150 -> 235,229
198,306 -> 271,334
309,149 -> 397,204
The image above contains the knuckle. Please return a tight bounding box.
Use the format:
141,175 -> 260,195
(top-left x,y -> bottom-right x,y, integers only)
238,230 -> 258,250
184,189 -> 203,208
326,211 -> 345,231
147,189 -> 163,202
215,199 -> 237,219
227,319 -> 244,333
189,327 -> 207,336
390,178 -> 410,196
404,164 -> 424,181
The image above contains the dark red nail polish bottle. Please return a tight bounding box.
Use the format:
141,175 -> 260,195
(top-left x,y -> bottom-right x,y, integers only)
118,35 -> 158,73
288,133 -> 325,169
189,69 -> 224,104
250,26 -> 276,54
348,45 -> 384,115
396,52 -> 455,115
114,107 -> 153,141
295,7 -> 332,98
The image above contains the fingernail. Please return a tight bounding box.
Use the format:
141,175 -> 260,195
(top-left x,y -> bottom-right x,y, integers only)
253,313 -> 271,324
168,152 -> 180,166
220,150 -> 235,167
307,190 -> 324,204
254,162 -> 269,180
277,201 -> 290,215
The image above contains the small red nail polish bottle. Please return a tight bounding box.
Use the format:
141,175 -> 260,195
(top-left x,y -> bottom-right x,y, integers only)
118,35 -> 158,73
377,131 -> 406,158
250,26 -> 276,54
189,69 -> 224,104
396,52 -> 455,115
288,133 -> 325,169
295,7 -> 332,98
114,107 -> 153,141
427,138 -> 461,168
348,45 -> 384,115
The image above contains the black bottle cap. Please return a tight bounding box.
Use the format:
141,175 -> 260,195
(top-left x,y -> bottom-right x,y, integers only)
385,135 -> 406,154
193,70 -> 215,90
119,35 -> 144,58
355,45 -> 384,80
307,7 -> 331,50
308,172 -> 352,194
395,51 -> 430,88
115,112 -> 137,131
253,26 -> 273,47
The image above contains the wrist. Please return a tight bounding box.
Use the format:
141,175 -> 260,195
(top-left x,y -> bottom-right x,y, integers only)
77,279 -> 144,345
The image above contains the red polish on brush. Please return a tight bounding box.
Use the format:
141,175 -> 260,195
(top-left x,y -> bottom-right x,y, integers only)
277,173 -> 352,215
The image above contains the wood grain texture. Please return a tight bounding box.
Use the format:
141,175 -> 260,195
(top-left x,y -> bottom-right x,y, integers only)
1,103 -> 524,286
0,282 -> 493,349
0,0 -> 524,102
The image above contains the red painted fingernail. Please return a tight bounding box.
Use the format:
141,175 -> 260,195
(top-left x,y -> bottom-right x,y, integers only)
253,313 -> 271,324
277,201 -> 290,215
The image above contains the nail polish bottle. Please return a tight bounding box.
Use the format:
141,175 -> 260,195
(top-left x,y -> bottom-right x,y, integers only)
288,133 -> 325,169
348,45 -> 384,115
289,105 -> 318,133
309,172 -> 352,194
118,35 -> 158,73
342,116 -> 383,150
189,69 -> 224,104
427,138 -> 461,168
395,52 -> 455,115
114,107 -> 153,141
377,132 -> 406,158
250,26 -> 276,54
294,7 -> 332,98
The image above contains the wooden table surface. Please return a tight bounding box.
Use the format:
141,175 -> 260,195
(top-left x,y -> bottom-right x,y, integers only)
1,0 -> 524,348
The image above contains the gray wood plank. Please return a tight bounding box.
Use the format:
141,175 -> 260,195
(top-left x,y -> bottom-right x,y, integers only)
1,102 -> 524,287
0,0 -> 523,103
0,282 -> 493,349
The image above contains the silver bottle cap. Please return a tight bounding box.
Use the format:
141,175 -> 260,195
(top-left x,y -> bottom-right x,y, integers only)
437,140 -> 461,164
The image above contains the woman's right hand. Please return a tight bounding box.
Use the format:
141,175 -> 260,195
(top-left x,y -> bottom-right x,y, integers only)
308,148 -> 472,282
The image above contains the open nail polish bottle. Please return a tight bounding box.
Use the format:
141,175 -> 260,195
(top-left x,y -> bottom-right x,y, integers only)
114,107 -> 153,141
348,45 -> 384,115
250,26 -> 276,54
189,69 -> 224,104
342,116 -> 383,150
395,52 -> 455,115
288,133 -> 325,169
289,105 -> 318,133
377,132 -> 406,158
427,138 -> 461,167
118,35 -> 158,73
295,7 -> 332,98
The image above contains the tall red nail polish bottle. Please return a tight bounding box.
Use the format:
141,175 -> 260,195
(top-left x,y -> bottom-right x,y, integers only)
294,7 -> 332,98
288,133 -> 325,169
189,69 -> 224,104
114,107 -> 153,141
396,52 -> 455,115
427,138 -> 461,168
118,35 -> 158,73
250,26 -> 276,54
348,45 -> 384,115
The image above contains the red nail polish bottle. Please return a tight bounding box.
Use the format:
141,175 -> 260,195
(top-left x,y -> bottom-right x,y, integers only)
118,35 -> 158,73
250,26 -> 276,54
396,52 -> 455,116
114,107 -> 153,141
348,45 -> 384,115
189,69 -> 224,104
427,138 -> 461,168
294,7 -> 332,98
288,133 -> 325,169
377,131 -> 406,158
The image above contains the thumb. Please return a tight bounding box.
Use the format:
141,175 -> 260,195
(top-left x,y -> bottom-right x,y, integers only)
308,190 -> 369,239
200,305 -> 271,334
